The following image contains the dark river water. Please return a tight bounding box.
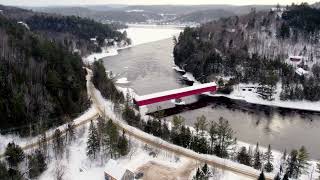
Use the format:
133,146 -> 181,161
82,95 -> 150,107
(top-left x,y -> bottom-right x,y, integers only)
103,38 -> 320,159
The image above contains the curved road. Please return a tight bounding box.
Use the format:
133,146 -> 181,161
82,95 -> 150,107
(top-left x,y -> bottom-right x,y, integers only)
87,68 -> 274,180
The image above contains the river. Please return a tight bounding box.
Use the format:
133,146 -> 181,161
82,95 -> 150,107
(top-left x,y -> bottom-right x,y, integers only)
103,27 -> 320,159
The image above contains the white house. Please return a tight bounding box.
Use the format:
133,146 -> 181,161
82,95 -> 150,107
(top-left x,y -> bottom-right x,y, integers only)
104,159 -> 134,180
17,21 -> 30,30
295,68 -> 309,76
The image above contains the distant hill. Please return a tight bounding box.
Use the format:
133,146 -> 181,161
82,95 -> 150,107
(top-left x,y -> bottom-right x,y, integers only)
172,9 -> 236,23
124,5 -> 273,15
312,2 -> 320,8
29,4 -> 274,24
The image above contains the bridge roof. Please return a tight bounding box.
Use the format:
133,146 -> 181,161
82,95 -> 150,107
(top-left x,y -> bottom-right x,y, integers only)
135,82 -> 217,102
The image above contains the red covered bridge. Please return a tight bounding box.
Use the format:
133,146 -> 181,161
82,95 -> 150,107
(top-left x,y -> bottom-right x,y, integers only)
134,82 -> 217,106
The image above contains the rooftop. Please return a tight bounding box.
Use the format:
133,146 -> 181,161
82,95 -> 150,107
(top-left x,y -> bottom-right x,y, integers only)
104,159 -> 127,180
135,82 -> 217,101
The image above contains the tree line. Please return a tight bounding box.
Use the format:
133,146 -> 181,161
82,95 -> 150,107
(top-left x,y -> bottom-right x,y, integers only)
92,61 -> 125,103
26,15 -> 129,46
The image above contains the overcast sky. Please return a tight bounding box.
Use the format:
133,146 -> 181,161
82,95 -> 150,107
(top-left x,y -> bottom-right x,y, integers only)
0,0 -> 318,6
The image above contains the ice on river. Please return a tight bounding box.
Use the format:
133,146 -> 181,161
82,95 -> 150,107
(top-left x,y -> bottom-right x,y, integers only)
120,26 -> 182,47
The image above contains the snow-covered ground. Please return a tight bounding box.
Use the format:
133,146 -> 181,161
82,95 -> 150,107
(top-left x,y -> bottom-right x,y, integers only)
211,83 -> 320,112
37,117 -> 250,180
172,67 -> 320,112
83,47 -> 119,64
115,77 -> 130,84
38,122 -> 192,180
0,106 -> 98,155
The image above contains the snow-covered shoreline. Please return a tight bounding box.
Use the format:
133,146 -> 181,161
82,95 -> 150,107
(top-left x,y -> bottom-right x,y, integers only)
172,67 -> 320,112
212,92 -> 320,112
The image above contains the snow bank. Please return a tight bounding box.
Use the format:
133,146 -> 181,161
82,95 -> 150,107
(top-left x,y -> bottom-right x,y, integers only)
182,72 -> 197,82
116,77 -> 130,84
172,65 -> 186,73
83,47 -> 118,64
210,83 -> 320,112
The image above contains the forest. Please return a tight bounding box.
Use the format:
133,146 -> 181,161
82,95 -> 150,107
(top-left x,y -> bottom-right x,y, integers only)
0,5 -> 129,136
0,15 -> 89,135
25,15 -> 129,46
173,4 -> 320,101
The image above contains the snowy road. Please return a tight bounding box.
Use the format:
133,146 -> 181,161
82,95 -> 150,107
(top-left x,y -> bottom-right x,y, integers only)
0,109 -> 99,158
86,68 -> 275,180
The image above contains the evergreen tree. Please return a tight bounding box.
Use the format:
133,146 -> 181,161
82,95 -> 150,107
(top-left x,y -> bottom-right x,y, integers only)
264,145 -> 274,172
193,164 -> 211,180
38,132 -> 48,157
66,121 -> 75,144
286,149 -> 299,178
296,146 -> 310,176
103,120 -> 119,158
282,149 -> 287,161
172,115 -> 185,131
190,135 -> 209,154
0,161 -> 10,180
86,120 -> 100,159
282,173 -> 289,180
161,123 -> 170,141
317,163 -> 320,179
201,163 -> 211,179
180,126 -> 192,148
28,149 -> 47,179
253,143 -> 262,170
237,146 -> 251,166
171,116 -> 185,146
194,115 -> 207,136
273,173 -> 281,180
209,121 -> 217,154
117,131 -> 129,156
193,168 -> 201,180
212,117 -> 236,158
53,129 -> 64,159
258,171 -> 265,180
97,117 -> 106,142
4,142 -> 25,168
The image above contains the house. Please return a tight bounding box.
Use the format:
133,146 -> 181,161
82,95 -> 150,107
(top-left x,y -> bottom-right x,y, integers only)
17,21 -> 30,30
295,68 -> 309,76
104,159 -> 134,180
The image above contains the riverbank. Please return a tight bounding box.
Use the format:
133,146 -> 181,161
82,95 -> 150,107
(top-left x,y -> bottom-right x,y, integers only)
172,65 -> 320,112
